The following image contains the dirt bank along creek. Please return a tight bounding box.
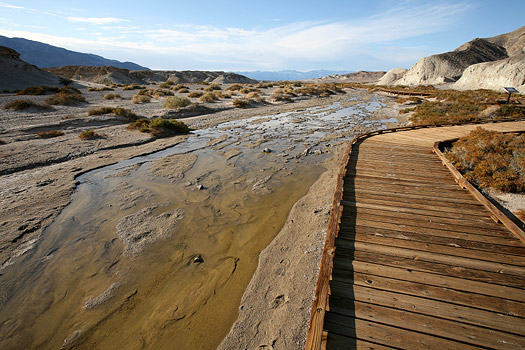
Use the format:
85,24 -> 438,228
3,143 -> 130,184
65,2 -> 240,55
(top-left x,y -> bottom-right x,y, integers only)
0,90 -> 403,349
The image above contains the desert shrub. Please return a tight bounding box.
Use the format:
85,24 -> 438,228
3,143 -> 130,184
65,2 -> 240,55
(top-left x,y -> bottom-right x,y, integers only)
227,84 -> 242,91
204,84 -> 222,92
445,127 -> 525,192
493,105 -> 525,119
123,84 -> 143,90
232,99 -> 250,108
79,130 -> 101,140
132,94 -> 151,104
163,96 -> 192,108
199,92 -> 218,102
178,88 -> 189,93
170,84 -> 188,91
408,89 -> 512,125
37,130 -> 64,138
16,86 -> 59,95
3,99 -> 52,111
128,117 -> 189,136
188,91 -> 203,98
113,107 -> 138,120
88,86 -> 113,92
159,81 -> 175,89
45,91 -> 86,105
88,107 -> 115,116
104,93 -> 121,100
245,92 -> 260,99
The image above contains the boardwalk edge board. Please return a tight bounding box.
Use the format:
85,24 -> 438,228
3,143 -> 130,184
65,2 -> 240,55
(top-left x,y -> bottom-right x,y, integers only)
433,139 -> 525,244
304,118 -> 525,350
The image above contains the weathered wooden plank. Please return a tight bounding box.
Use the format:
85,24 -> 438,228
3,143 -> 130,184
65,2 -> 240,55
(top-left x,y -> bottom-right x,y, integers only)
328,297 -> 525,349
324,332 -> 396,350
341,200 -> 495,220
339,241 -> 525,276
345,260 -> 525,302
345,187 -> 478,204
333,251 -> 525,288
336,234 -> 525,266
344,207 -> 500,230
340,225 -> 525,256
340,219 -> 521,245
348,191 -> 488,214
329,284 -> 525,335
324,313 -> 480,350
331,271 -> 525,316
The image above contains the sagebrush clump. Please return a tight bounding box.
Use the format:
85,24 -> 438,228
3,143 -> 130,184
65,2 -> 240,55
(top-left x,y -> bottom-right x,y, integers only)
79,130 -> 102,140
3,99 -> 52,111
37,130 -> 64,138
128,117 -> 190,136
445,127 -> 525,192
132,94 -> 151,104
163,96 -> 192,109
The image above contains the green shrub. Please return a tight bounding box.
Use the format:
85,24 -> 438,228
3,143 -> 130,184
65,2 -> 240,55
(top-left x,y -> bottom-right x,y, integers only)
132,94 -> 151,104
79,130 -> 102,140
3,99 -> 52,111
104,93 -> 121,100
445,127 -> 525,192
37,130 -> 64,138
163,96 -> 192,108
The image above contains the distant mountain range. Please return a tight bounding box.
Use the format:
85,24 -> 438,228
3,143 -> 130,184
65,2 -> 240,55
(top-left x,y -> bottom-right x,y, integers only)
236,70 -> 353,81
0,35 -> 149,70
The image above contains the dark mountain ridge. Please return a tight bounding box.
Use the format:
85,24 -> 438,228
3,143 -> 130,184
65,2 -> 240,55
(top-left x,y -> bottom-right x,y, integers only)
0,35 -> 149,70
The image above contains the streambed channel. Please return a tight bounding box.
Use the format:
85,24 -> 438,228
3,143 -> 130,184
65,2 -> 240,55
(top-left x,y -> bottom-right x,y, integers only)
0,94 -> 398,349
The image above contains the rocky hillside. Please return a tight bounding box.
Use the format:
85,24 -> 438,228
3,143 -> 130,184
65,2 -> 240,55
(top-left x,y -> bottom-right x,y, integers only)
376,68 -> 408,85
313,71 -> 386,83
46,66 -> 258,85
383,26 -> 524,91
0,46 -> 62,91
0,35 -> 149,70
394,38 -> 508,86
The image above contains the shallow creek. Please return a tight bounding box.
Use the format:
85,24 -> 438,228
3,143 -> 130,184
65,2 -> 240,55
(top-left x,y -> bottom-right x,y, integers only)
0,94 -> 396,349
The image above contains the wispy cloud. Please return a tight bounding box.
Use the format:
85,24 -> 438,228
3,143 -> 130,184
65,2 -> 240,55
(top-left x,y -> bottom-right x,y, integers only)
66,17 -> 129,25
0,2 -> 24,9
0,1 -> 473,70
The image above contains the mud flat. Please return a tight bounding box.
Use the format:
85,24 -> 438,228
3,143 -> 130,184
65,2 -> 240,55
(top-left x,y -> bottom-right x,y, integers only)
0,84 -> 405,349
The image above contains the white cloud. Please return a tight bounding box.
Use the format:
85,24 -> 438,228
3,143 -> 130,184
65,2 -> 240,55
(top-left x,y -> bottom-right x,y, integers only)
66,17 -> 129,25
0,2 -> 473,70
0,2 -> 24,9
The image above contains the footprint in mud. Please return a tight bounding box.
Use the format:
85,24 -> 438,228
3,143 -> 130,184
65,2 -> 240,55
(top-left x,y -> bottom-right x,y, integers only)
274,259 -> 289,276
270,294 -> 289,309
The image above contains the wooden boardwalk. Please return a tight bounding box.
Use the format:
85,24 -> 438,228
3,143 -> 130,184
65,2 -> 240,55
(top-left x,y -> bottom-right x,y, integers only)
306,121 -> 525,350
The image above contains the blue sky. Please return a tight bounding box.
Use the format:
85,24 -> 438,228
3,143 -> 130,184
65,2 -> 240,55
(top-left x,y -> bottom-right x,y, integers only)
0,0 -> 523,71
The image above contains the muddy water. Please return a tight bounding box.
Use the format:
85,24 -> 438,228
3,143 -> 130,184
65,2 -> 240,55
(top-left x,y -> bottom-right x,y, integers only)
0,93 -> 396,349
